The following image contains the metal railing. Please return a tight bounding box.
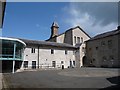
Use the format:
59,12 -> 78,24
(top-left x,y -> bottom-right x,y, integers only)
0,54 -> 22,60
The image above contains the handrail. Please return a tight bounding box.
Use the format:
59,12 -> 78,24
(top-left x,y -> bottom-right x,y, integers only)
0,54 -> 22,59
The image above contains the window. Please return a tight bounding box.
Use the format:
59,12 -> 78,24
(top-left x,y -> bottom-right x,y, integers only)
31,48 -> 35,53
82,47 -> 85,52
32,61 -> 36,69
89,48 -> 92,51
81,37 -> 83,43
109,55 -> 114,60
96,47 -> 98,50
51,49 -> 54,54
23,61 -> 28,68
109,55 -> 114,64
74,36 -> 76,44
61,61 -> 64,64
65,50 -> 67,55
73,61 -> 75,66
52,61 -> 56,67
93,58 -> 96,61
108,40 -> 112,48
90,60 -> 93,64
70,60 -> 72,67
101,41 -> 105,46
77,37 -> 80,43
103,56 -> 107,62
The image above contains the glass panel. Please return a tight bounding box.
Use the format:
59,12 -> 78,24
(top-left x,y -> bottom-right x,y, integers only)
1,39 -> 24,60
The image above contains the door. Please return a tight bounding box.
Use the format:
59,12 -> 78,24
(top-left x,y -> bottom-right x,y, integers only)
23,61 -> 28,68
70,61 -> 72,67
32,61 -> 36,69
73,61 -> 75,67
52,61 -> 56,68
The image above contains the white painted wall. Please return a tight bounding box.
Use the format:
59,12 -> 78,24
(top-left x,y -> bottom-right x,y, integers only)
22,46 -> 76,69
22,47 -> 38,69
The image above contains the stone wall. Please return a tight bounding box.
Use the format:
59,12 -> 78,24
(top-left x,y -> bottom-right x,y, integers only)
86,34 -> 119,67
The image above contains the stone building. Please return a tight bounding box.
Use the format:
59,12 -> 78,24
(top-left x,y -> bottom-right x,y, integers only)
47,22 -> 91,67
19,38 -> 78,69
19,22 -> 90,69
85,26 -> 120,68
1,22 -> 90,72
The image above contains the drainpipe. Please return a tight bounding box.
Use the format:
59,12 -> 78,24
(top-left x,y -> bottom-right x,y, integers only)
12,43 -> 16,73
38,46 -> 39,69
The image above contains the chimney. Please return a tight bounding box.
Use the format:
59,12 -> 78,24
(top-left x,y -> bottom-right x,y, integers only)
51,21 -> 59,38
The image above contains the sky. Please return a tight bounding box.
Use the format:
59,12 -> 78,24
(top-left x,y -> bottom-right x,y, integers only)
2,2 -> 118,40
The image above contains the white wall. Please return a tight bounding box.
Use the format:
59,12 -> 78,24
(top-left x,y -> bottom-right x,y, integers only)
22,46 -> 76,69
23,47 -> 38,69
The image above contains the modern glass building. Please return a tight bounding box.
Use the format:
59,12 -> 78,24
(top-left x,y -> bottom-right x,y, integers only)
0,37 -> 26,73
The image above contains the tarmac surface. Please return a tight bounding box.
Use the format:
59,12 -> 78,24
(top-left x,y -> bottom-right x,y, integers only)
2,67 -> 120,89
0,73 -> 3,90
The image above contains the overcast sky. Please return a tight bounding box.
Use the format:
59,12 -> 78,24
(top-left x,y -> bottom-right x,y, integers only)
2,2 -> 118,40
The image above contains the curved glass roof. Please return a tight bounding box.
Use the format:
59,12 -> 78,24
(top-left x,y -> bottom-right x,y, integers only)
0,37 -> 26,46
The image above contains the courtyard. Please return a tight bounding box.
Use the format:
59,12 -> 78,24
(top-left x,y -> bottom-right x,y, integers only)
2,67 -> 120,89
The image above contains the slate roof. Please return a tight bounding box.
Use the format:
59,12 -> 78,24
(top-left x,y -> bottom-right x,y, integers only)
16,38 -> 77,49
87,27 -> 120,41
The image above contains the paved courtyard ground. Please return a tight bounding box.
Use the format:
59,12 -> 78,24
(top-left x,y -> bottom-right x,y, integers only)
2,67 -> 120,89
0,73 -> 3,90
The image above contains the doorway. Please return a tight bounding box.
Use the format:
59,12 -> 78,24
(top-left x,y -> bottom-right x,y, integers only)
70,61 -> 72,67
23,61 -> 28,68
52,61 -> 56,68
32,61 -> 36,69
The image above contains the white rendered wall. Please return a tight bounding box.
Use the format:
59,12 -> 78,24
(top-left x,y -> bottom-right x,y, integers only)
23,46 -> 76,69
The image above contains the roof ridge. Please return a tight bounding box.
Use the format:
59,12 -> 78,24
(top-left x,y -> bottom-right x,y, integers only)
88,28 -> 119,41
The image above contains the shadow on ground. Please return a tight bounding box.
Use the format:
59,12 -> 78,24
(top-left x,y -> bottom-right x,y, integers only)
99,76 -> 120,89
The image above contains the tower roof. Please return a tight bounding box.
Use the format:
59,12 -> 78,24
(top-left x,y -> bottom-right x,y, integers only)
51,21 -> 59,28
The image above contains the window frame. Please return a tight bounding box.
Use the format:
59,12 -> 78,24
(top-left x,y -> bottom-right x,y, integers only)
108,40 -> 112,48
31,48 -> 35,53
74,36 -> 76,44
65,50 -> 68,55
101,41 -> 105,46
51,49 -> 54,54
81,37 -> 83,43
23,61 -> 28,68
77,37 -> 80,43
